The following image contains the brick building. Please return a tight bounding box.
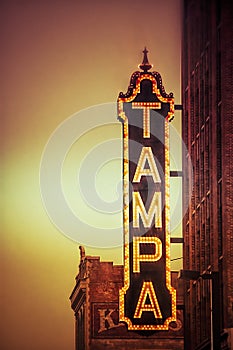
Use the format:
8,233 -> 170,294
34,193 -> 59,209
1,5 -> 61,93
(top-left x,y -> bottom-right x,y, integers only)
70,247 -> 184,350
181,0 -> 233,349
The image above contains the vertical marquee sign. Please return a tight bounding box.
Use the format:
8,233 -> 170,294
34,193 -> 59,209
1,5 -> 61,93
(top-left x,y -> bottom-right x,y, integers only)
118,49 -> 176,331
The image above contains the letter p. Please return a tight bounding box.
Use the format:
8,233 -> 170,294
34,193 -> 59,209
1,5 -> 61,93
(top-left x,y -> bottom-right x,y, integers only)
133,236 -> 162,273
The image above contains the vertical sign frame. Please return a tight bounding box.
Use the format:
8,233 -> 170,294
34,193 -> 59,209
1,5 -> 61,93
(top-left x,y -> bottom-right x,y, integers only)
118,54 -> 176,331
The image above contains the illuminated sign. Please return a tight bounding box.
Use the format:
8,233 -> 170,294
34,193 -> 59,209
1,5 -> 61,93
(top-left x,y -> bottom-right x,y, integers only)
118,49 -> 176,331
92,303 -> 183,338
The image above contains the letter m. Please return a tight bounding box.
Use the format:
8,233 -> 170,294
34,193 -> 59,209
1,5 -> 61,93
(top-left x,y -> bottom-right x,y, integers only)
133,191 -> 162,228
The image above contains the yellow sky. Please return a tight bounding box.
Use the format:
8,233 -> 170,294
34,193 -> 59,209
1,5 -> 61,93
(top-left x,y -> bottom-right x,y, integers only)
1,0 -> 182,349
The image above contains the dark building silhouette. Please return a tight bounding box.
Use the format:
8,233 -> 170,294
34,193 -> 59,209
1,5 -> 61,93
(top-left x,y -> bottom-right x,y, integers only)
181,0 -> 233,349
70,247 -> 184,350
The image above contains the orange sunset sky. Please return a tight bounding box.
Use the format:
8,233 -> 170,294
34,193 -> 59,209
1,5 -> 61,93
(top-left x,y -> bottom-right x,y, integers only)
1,0 -> 182,349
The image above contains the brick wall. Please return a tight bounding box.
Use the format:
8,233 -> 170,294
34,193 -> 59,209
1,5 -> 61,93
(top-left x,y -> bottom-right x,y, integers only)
71,254 -> 184,350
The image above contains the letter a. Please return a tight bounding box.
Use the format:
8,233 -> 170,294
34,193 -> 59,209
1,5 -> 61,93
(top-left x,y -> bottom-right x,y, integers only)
133,147 -> 161,183
134,282 -> 162,319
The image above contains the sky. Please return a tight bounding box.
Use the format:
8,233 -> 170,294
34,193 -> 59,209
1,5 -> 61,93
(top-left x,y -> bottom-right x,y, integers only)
1,0 -> 182,349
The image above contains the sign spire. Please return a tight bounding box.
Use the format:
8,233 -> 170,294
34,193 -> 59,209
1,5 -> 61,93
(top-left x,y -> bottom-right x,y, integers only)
139,47 -> 152,72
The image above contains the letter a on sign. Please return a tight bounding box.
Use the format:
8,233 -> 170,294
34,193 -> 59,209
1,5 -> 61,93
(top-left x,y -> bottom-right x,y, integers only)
133,147 -> 161,183
134,282 -> 162,319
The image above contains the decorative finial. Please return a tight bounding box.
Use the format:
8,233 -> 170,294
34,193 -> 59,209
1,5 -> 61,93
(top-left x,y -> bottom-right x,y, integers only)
79,245 -> 85,263
139,47 -> 152,72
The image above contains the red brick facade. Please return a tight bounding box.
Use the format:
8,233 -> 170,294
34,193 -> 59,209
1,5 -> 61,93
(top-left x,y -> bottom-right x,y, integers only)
70,250 -> 184,350
182,0 -> 233,349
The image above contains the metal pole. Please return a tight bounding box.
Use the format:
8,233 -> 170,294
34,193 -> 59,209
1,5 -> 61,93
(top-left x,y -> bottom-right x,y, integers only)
212,272 -> 220,350
203,271 -> 220,350
210,278 -> 213,350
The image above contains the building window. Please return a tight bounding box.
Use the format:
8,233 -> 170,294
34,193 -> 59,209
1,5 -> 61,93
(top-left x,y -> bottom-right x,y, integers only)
217,104 -> 222,182
186,223 -> 190,268
218,179 -> 222,256
204,119 -> 210,193
77,305 -> 85,350
191,214 -> 195,270
190,74 -> 195,142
